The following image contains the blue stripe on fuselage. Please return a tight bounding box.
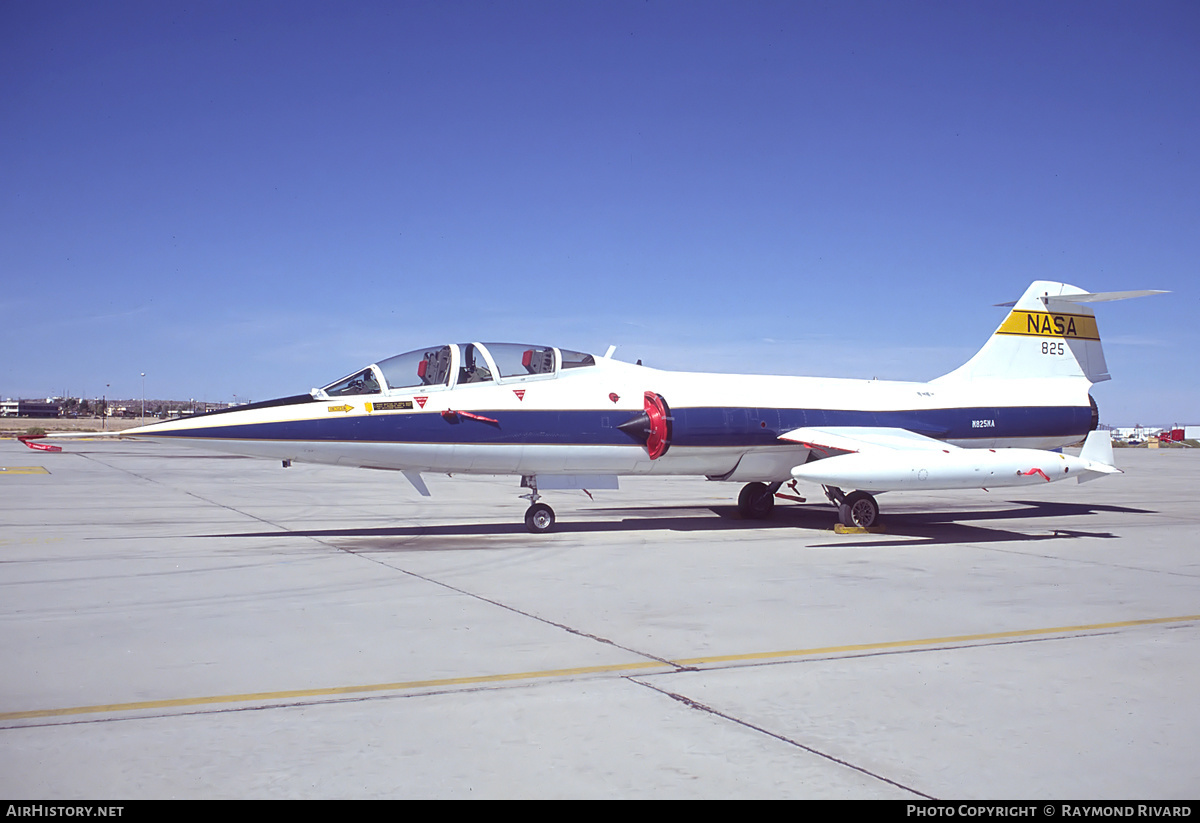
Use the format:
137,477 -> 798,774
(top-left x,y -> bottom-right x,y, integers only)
142,404 -> 1092,447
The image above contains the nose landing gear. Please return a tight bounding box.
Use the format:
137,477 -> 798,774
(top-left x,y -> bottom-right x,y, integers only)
520,475 -> 556,533
524,502 -> 556,533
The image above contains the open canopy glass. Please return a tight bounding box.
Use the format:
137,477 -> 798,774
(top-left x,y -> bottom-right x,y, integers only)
318,343 -> 596,397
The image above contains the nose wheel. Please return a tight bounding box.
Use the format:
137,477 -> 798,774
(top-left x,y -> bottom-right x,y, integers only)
520,475 -> 558,533
524,502 -> 556,534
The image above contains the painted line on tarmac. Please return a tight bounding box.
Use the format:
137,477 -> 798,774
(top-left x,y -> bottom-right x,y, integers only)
3,613 -> 1197,723
673,613 -> 1200,667
0,661 -> 670,722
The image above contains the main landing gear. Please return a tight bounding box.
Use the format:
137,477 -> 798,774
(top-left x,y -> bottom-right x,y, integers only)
737,481 -> 781,519
517,476 -> 880,535
735,482 -> 881,529
824,486 -> 880,529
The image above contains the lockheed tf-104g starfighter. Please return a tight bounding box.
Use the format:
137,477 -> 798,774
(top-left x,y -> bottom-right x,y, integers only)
24,281 -> 1162,532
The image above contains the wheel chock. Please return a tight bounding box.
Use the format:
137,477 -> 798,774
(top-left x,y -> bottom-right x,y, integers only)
833,523 -> 886,534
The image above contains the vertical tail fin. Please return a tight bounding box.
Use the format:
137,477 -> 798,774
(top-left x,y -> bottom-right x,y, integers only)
933,281 -> 1165,385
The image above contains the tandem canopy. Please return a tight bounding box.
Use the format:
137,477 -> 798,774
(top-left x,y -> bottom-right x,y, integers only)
316,343 -> 597,398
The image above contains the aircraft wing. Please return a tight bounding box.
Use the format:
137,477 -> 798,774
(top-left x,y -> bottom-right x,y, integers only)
777,426 -> 958,457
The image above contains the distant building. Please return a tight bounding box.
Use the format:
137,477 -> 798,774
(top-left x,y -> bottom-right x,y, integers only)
14,399 -> 61,418
1112,426 -> 1163,443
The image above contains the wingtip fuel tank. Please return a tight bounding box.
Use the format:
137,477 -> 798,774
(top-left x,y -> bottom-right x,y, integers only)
790,430 -> 1120,492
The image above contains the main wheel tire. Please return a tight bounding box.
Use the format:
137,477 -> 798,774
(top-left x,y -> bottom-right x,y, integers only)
524,502 -> 556,534
737,482 -> 776,519
838,491 -> 879,528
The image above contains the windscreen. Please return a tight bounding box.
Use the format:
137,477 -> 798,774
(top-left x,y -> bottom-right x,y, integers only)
322,368 -> 381,396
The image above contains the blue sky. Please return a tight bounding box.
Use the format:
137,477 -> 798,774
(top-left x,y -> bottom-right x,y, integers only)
3,1 -> 1196,425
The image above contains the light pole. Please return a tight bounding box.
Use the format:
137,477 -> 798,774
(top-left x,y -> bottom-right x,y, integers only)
140,373 -> 145,424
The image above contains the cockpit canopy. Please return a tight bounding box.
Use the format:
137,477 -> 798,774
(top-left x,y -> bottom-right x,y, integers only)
318,342 -> 596,398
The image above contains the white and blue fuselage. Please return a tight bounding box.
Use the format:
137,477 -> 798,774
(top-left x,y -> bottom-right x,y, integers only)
84,281 -> 1154,531
121,356 -> 1093,482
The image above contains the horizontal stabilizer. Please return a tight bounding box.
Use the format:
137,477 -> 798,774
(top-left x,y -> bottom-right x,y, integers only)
1047,289 -> 1168,304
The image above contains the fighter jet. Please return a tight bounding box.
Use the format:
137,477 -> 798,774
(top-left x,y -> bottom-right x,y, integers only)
23,280 -> 1162,532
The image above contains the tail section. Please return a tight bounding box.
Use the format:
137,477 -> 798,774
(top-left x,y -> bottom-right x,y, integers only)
934,281 -> 1165,385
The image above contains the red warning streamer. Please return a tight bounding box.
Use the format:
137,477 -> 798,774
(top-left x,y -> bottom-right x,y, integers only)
441,410 -> 499,425
18,436 -> 61,453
